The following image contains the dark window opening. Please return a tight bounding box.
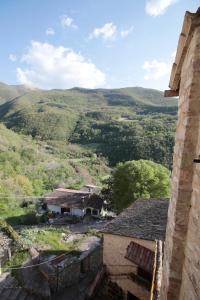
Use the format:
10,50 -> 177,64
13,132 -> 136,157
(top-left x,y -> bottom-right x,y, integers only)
127,291 -> 141,300
86,208 -> 92,215
137,267 -> 152,283
61,207 -> 70,214
61,207 -> 66,214
92,209 -> 98,215
42,203 -> 47,210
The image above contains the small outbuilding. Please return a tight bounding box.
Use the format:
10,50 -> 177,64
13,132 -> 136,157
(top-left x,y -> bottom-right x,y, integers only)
44,188 -> 103,217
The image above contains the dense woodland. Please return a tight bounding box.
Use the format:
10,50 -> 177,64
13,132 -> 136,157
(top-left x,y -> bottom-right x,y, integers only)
0,82 -> 177,220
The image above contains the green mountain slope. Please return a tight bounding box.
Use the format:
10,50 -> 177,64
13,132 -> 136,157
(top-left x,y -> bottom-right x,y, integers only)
118,87 -> 176,106
0,83 -> 177,169
0,82 -> 30,104
0,85 -> 177,140
0,84 -> 177,223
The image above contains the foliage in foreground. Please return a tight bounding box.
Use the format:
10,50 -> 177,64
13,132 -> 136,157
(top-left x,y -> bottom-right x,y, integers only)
4,250 -> 31,271
105,159 -> 171,212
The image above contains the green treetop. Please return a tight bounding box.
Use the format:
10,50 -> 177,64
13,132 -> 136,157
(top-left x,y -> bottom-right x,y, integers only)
107,159 -> 171,212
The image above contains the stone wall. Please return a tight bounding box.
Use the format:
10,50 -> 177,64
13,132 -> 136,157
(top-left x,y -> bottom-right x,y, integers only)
57,257 -> 81,290
160,14 -> 200,300
178,25 -> 200,300
44,244 -> 103,293
0,231 -> 12,267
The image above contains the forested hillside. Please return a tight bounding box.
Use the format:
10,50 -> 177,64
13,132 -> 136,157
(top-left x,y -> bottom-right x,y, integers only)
0,123 -> 109,219
0,83 -> 177,170
0,82 -> 178,221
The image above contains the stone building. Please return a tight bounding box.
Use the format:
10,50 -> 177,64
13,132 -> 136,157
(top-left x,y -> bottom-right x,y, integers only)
101,198 -> 169,300
159,8 -> 200,300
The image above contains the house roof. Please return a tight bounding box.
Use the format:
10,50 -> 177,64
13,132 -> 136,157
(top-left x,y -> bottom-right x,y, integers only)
53,188 -> 90,194
102,198 -> 169,241
44,188 -> 103,210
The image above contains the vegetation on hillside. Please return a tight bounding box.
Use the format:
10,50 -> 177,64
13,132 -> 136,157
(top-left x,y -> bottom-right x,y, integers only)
0,82 -> 29,105
0,84 -> 177,169
0,123 -> 109,221
0,83 -> 177,222
71,113 -> 176,168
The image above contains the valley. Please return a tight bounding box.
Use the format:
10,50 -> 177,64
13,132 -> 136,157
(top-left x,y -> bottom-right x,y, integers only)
0,82 -> 177,222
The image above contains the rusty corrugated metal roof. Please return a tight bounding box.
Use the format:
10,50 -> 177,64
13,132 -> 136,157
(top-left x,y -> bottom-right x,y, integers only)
125,241 -> 155,273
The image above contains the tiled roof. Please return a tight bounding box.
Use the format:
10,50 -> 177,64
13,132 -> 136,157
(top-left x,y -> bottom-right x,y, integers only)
44,188 -> 103,210
51,188 -> 90,194
102,198 -> 169,241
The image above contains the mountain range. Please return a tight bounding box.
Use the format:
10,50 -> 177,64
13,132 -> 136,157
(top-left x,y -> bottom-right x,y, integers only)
0,82 -> 177,142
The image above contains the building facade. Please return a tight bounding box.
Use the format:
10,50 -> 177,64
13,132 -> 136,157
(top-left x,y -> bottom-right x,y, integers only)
102,198 -> 169,300
160,8 -> 200,300
44,188 -> 103,217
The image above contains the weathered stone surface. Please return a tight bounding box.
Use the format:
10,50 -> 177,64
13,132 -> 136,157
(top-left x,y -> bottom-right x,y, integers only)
0,231 -> 12,266
160,12 -> 200,300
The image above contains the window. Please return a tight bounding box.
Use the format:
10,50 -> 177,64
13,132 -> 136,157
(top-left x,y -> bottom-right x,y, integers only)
127,291 -> 141,300
137,267 -> 152,283
61,207 -> 70,214
86,207 -> 92,215
92,209 -> 98,215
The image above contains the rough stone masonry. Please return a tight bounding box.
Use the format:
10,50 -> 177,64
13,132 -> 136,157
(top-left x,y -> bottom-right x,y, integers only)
160,8 -> 200,300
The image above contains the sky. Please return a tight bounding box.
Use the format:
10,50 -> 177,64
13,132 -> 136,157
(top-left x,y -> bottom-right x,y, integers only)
0,0 -> 199,91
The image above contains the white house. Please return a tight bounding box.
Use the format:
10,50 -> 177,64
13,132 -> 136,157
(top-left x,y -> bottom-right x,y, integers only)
44,188 -> 103,217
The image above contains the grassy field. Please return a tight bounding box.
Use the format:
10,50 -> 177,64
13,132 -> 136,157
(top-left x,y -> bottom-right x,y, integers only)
18,228 -> 82,254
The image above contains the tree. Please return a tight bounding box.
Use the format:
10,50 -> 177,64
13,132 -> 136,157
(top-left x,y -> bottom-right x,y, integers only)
15,175 -> 33,195
107,159 -> 171,212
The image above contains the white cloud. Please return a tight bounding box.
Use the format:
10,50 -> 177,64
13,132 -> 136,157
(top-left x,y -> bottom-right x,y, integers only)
9,54 -> 17,62
46,27 -> 55,36
60,15 -> 78,29
120,26 -> 134,38
16,41 -> 106,89
142,59 -> 171,80
145,0 -> 178,16
89,23 -> 117,40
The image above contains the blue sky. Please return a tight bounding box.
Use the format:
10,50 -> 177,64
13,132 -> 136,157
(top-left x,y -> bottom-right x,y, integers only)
0,0 -> 198,90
